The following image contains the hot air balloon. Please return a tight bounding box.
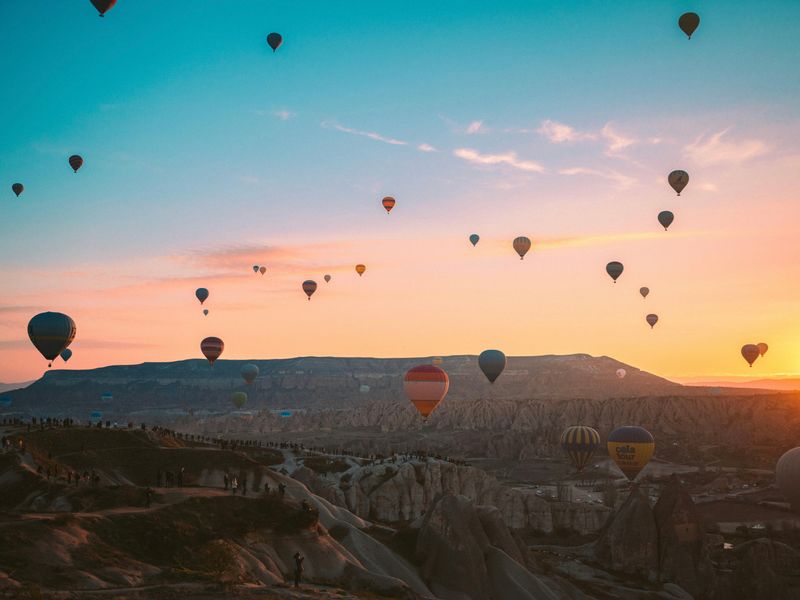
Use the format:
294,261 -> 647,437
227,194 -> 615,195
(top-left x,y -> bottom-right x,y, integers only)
606,261 -> 624,283
382,196 -> 396,213
69,155 -> 83,173
231,392 -> 247,409
195,288 -> 209,305
741,344 -> 760,367
27,312 -> 76,367
678,12 -> 700,39
776,447 -> 800,510
432,357 -> 443,366
324,274 -> 331,283
355,264 -> 366,276
12,183 -> 23,197
478,349 -> 506,384
513,236 -> 531,260
359,384 -> 370,394
60,348 -> 73,362
757,342 -> 769,357
302,280 -> 317,300
101,391 -> 113,402
616,368 -> 627,379
668,170 -> 689,195
203,309 -> 209,316
90,410 -> 103,423
607,426 -> 655,481
469,234 -> 480,247
267,32 -> 283,52
259,266 -> 266,275
403,365 -> 449,420
90,0 -> 117,16
658,211 -> 674,231
253,265 -> 259,273
201,337 -> 224,365
646,314 -> 658,329
560,425 -> 601,472
241,363 -> 259,385
639,287 -> 650,299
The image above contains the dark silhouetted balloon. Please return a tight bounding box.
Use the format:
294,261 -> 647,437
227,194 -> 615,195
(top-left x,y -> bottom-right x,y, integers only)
201,337 -> 224,365
561,425 -> 601,472
241,364 -> 259,385
12,183 -> 23,197
639,287 -> 650,299
607,426 -> 654,481
355,264 -> 366,276
469,234 -> 480,247
678,12 -> 700,39
741,344 -> 760,367
646,314 -> 659,329
267,32 -> 283,52
777,447 -> 800,511
658,211 -> 674,231
382,196 -> 396,213
513,236 -> 531,260
60,348 -> 73,362
203,309 -> 209,316
302,280 -> 317,300
757,342 -> 769,357
195,288 -> 209,305
478,349 -> 506,384
668,170 -> 689,195
606,261 -> 624,283
90,0 -> 117,16
28,312 -> 76,367
404,365 -> 449,420
324,274 -> 331,283
69,155 -> 84,173
231,392 -> 247,409
253,265 -> 259,273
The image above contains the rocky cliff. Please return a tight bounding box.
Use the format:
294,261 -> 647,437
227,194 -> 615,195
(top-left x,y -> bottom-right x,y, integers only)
293,459 -> 611,535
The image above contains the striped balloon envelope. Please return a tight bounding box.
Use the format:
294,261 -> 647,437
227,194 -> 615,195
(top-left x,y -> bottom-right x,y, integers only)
607,426 -> 655,481
200,337 -> 224,365
403,365 -> 449,420
560,426 -> 601,472
382,196 -> 396,213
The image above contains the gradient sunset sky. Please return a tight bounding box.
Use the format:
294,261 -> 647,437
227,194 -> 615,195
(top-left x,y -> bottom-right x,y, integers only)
2,1 -> 800,383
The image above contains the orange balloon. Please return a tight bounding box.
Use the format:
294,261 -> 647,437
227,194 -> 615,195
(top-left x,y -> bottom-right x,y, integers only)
355,264 -> 366,276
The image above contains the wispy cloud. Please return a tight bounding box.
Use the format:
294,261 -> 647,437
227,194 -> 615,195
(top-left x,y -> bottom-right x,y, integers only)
558,167 -> 637,189
466,120 -> 488,134
417,143 -> 437,153
601,123 -> 635,154
322,122 -> 408,146
453,148 -> 545,172
536,120 -> 596,143
684,129 -> 768,166
254,108 -> 296,121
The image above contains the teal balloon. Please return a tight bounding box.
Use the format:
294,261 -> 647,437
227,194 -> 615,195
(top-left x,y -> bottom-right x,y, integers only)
478,349 -> 506,384
469,234 -> 480,247
658,211 -> 674,231
28,312 -> 76,366
60,348 -> 73,362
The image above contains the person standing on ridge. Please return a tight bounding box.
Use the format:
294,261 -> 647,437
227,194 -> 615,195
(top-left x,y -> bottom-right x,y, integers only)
293,552 -> 304,588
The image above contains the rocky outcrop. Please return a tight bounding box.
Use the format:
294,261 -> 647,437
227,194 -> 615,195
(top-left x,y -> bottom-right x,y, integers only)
653,476 -> 715,597
724,538 -> 800,600
595,486 -> 659,580
414,494 -> 567,600
294,459 -> 611,536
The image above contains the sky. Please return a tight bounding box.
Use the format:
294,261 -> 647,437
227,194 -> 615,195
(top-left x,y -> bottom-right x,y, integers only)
1,1 -> 800,383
